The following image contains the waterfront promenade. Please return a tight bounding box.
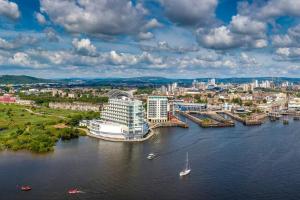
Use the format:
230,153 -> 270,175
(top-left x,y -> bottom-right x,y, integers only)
84,117 -> 188,142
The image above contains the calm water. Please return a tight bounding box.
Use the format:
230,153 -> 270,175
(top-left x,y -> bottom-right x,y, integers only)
2,117 -> 300,200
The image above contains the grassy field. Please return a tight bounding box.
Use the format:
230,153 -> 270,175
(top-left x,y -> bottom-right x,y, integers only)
0,104 -> 99,153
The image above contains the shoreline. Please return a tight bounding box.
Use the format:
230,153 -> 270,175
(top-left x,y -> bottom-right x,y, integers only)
83,127 -> 156,142
82,119 -> 188,142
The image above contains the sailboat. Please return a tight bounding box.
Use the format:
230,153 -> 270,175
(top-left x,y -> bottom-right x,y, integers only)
179,152 -> 191,177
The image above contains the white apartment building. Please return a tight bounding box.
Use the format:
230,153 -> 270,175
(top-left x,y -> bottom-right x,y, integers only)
147,96 -> 168,123
89,96 -> 148,140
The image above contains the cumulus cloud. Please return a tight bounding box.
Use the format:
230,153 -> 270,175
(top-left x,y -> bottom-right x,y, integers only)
40,0 -> 148,36
72,38 -> 97,56
0,0 -> 20,20
240,52 -> 258,66
44,28 -> 59,42
0,35 -> 39,50
143,18 -> 163,30
272,25 -> 300,47
35,12 -> 46,25
258,0 -> 300,19
160,0 -> 218,26
196,15 -> 268,50
140,41 -> 199,53
0,37 -> 15,49
196,26 -> 238,49
275,47 -> 300,61
138,32 -> 154,40
8,52 -> 44,68
230,15 -> 266,35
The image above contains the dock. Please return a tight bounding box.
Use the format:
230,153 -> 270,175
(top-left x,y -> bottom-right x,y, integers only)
221,111 -> 265,126
179,111 -> 234,128
151,115 -> 189,129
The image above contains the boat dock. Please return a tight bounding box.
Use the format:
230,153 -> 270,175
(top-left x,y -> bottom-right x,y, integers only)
178,111 -> 234,128
221,111 -> 265,126
151,115 -> 189,129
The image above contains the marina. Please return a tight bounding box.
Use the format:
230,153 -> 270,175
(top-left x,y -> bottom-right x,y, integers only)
2,118 -> 300,200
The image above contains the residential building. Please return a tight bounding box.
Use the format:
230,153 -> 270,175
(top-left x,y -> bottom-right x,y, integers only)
89,96 -> 148,140
0,94 -> 16,103
49,102 -> 101,112
147,96 -> 168,123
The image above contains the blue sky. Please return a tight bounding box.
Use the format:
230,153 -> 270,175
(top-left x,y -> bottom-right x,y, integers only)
0,0 -> 300,78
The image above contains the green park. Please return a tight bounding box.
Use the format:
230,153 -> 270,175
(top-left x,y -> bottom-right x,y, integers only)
0,104 -> 98,153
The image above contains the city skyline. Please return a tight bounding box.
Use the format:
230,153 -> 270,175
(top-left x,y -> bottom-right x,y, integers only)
1,0 -> 300,78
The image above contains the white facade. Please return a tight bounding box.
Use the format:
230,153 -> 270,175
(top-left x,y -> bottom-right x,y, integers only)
147,96 -> 168,123
88,97 -> 148,140
288,98 -> 300,110
88,120 -> 129,139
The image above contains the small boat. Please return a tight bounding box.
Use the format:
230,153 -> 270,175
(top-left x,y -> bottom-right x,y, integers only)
20,186 -> 32,191
68,188 -> 82,194
147,153 -> 155,160
179,152 -> 191,177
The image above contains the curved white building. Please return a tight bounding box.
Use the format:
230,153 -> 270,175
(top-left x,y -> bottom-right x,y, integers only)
88,120 -> 129,139
88,96 -> 149,140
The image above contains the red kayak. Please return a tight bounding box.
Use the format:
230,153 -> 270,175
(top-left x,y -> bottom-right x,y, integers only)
68,188 -> 81,194
20,186 -> 32,191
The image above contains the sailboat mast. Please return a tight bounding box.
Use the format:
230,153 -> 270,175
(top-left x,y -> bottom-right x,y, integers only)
186,152 -> 189,170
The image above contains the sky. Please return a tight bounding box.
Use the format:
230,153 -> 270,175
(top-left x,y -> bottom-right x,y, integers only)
1,0 -> 300,78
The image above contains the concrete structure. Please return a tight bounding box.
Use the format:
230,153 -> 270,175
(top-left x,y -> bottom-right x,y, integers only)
49,102 -> 100,112
16,99 -> 34,106
147,96 -> 168,123
288,98 -> 300,110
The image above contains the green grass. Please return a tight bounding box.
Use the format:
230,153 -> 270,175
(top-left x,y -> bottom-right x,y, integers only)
0,104 -> 98,153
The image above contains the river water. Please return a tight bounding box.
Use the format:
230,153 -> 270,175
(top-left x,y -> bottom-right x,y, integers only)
2,117 -> 300,200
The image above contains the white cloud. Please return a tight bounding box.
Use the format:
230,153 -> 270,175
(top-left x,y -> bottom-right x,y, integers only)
72,38 -> 96,56
230,15 -> 266,35
259,0 -> 300,19
140,41 -> 199,53
197,26 -> 238,49
253,39 -> 268,48
272,25 -> 300,47
0,37 -> 15,49
276,48 -> 290,56
138,32 -> 154,40
40,0 -> 147,35
0,0 -> 20,20
143,18 -> 163,30
240,52 -> 258,66
160,0 -> 217,26
272,35 -> 293,47
44,28 -> 59,42
35,12 -> 46,25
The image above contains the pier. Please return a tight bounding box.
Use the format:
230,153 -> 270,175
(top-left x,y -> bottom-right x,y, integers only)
179,111 -> 234,128
221,111 -> 265,126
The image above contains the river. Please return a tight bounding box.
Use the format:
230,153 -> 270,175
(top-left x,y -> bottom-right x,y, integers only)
2,117 -> 300,200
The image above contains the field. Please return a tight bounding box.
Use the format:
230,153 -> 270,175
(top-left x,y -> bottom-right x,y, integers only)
0,104 -> 98,153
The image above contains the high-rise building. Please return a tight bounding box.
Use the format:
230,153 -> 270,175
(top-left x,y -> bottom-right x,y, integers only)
88,96 -> 148,140
210,78 -> 216,86
147,96 -> 168,123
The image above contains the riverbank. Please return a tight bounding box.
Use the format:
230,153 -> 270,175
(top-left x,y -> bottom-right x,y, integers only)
0,104 -> 98,153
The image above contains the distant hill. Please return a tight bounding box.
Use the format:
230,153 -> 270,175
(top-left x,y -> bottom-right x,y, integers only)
0,75 -> 55,84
